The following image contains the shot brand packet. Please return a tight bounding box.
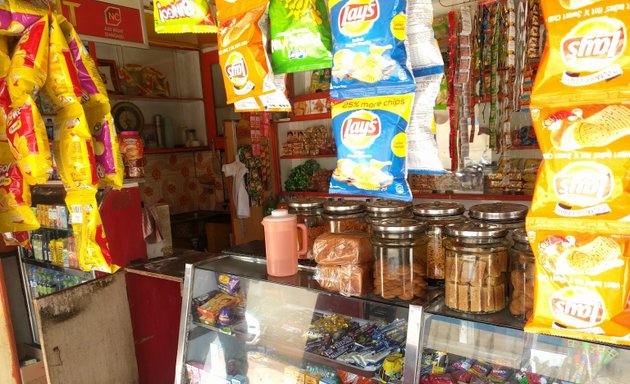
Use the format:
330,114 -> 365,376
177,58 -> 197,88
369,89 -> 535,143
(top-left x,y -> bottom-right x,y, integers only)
329,94 -> 414,201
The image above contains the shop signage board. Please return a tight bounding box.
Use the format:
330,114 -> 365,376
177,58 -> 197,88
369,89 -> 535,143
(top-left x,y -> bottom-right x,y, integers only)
59,0 -> 148,48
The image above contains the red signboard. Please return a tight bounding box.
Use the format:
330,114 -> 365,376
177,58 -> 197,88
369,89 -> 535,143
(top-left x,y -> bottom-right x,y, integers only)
60,0 -> 147,47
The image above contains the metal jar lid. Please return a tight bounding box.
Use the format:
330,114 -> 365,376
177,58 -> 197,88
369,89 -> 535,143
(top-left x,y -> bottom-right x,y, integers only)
445,222 -> 508,238
413,201 -> 465,217
288,198 -> 324,209
512,228 -> 530,244
371,218 -> 427,234
366,200 -> 412,214
468,202 -> 528,221
323,200 -> 366,214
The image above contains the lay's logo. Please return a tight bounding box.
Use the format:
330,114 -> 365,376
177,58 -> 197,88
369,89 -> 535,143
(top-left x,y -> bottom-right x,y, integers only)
341,110 -> 381,149
338,0 -> 379,36
551,287 -> 605,329
562,17 -> 626,71
225,52 -> 248,87
553,162 -> 612,207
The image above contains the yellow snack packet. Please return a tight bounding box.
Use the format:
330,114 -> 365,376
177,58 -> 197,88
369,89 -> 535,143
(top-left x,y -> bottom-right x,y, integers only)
44,14 -> 82,108
84,104 -> 124,189
0,36 -> 10,77
154,0 -> 218,34
0,141 -> 40,232
8,15 -> 48,102
0,0 -> 48,36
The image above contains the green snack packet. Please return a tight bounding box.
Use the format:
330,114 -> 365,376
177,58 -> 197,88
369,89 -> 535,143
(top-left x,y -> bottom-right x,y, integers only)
154,0 -> 218,34
269,0 -> 332,74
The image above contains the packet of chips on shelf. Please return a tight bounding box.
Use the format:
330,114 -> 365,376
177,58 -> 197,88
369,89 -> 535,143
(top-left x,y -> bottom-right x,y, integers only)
329,0 -> 415,99
7,15 -> 48,102
84,104 -> 124,189
269,0 -> 333,74
215,0 -> 290,111
0,0 -> 48,36
2,231 -> 31,248
54,104 -> 99,188
329,93 -> 414,201
44,14 -> 82,108
153,0 -> 218,34
6,95 -> 51,184
65,188 -> 116,273
0,141 -> 39,232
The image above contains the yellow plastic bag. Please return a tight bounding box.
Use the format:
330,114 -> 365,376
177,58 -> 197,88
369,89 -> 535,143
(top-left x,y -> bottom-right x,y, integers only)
44,14 -> 82,108
8,15 -> 48,102
0,36 -> 10,77
0,0 -> 48,36
85,104 -> 124,189
0,141 -> 40,232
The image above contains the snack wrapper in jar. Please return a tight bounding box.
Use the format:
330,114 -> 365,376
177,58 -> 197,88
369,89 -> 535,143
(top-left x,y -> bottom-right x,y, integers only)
54,105 -> 99,189
65,188 -> 116,273
2,231 -> 31,248
57,16 -> 109,107
44,14 -> 82,108
154,0 -> 218,34
215,0 -> 290,111
0,0 -> 48,36
329,0 -> 415,99
329,94 -> 414,201
6,95 -> 51,184
0,141 -> 39,232
84,106 -> 124,189
7,16 -> 48,102
269,0 -> 333,74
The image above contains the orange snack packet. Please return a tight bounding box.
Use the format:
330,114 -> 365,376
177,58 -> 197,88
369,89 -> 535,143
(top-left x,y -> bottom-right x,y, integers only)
44,14 -> 82,108
0,141 -> 39,232
215,0 -> 290,112
7,15 -> 48,102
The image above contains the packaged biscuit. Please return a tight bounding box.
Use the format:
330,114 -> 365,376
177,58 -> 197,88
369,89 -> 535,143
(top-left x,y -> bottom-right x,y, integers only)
0,141 -> 39,232
0,0 -> 48,36
65,188 -> 115,273
532,2 -> 630,103
269,0 -> 333,74
329,94 -> 414,201
215,0 -> 290,111
329,0 -> 415,99
7,16 -> 48,102
6,95 -> 51,184
525,222 -> 630,347
44,14 -> 82,108
84,105 -> 124,189
154,0 -> 218,34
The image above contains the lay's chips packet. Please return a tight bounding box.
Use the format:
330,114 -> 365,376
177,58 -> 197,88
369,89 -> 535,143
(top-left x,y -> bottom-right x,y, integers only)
329,0 -> 415,99
329,94 -> 414,201
154,0 -> 218,34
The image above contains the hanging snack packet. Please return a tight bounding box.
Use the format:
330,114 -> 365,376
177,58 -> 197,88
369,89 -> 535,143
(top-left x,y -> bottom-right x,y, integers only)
0,36 -> 10,77
54,105 -> 99,189
269,0 -> 333,74
329,0 -> 415,99
0,78 -> 10,139
215,0 -> 290,112
65,188 -> 114,273
0,0 -> 48,36
0,141 -> 39,232
6,95 -> 51,184
44,14 -> 82,108
154,0 -> 218,34
7,16 -> 48,102
85,105 -> 124,189
329,94 -> 414,201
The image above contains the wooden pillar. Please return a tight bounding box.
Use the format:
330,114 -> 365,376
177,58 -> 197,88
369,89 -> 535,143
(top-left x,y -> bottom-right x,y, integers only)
0,259 -> 20,384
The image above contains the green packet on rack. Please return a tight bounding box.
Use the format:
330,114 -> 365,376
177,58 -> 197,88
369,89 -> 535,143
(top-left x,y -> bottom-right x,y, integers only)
154,0 -> 218,34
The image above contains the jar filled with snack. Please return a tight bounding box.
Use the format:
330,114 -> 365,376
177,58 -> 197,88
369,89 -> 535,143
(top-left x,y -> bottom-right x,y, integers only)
509,229 -> 534,320
323,200 -> 368,233
444,222 -> 508,314
413,201 -> 466,287
468,202 -> 528,242
366,200 -> 413,229
371,218 -> 428,301
288,198 -> 326,259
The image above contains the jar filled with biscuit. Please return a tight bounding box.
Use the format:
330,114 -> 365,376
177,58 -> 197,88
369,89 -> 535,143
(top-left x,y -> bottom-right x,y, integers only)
413,201 -> 466,287
322,200 -> 368,233
288,198 -> 326,259
371,218 -> 428,301
366,200 -> 413,230
468,203 -> 528,242
509,229 -> 534,320
444,222 -> 508,314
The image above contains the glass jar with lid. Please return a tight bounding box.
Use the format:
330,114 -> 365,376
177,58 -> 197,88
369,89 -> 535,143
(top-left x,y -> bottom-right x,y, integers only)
444,222 -> 508,314
366,200 -> 413,227
322,200 -> 368,233
287,198 -> 326,259
413,201 -> 466,286
468,202 -> 528,235
371,218 -> 428,301
509,229 -> 534,320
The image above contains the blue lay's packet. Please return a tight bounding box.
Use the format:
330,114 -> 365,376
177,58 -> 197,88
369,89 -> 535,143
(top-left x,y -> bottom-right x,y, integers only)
329,94 -> 414,201
329,0 -> 415,99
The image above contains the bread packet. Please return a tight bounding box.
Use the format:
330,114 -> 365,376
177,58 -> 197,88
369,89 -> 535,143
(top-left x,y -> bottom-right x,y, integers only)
313,232 -> 372,265
314,263 -> 372,297
154,0 -> 218,34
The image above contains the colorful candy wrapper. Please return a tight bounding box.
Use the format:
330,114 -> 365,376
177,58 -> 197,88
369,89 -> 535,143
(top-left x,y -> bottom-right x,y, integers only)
0,0 -> 48,36
44,14 -> 82,108
269,0 -> 333,73
7,15 -> 48,102
0,141 -> 39,232
154,0 -> 218,34
84,105 -> 124,189
65,188 -> 115,273
329,0 -> 415,99
329,94 -> 414,201
6,95 -> 51,184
